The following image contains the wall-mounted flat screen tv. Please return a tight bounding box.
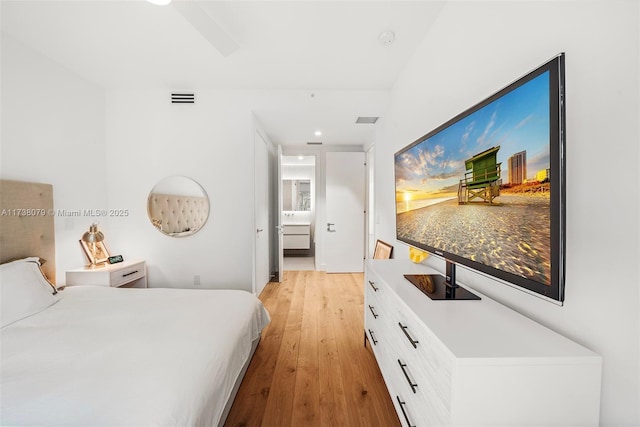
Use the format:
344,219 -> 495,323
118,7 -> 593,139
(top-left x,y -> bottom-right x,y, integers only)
395,53 -> 565,304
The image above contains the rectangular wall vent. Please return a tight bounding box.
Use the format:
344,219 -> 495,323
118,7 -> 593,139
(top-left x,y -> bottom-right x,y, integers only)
356,116 -> 379,124
306,141 -> 323,145
171,93 -> 195,104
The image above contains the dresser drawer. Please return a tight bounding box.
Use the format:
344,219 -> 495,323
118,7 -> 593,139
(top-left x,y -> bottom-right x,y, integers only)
365,268 -> 386,298
365,306 -> 381,346
393,390 -> 421,427
393,369 -> 450,427
391,305 -> 453,408
365,278 -> 388,319
384,326 -> 451,425
110,261 -> 145,287
386,355 -> 450,427
396,356 -> 450,423
365,298 -> 392,350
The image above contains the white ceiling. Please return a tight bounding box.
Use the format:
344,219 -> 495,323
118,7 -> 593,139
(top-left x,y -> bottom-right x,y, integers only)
282,155 -> 315,166
1,0 -> 446,146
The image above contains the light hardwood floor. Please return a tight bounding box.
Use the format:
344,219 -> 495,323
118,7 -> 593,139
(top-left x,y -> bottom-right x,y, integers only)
224,270 -> 400,427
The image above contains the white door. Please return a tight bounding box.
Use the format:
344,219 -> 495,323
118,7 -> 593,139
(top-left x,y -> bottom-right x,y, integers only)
366,146 -> 376,258
325,151 -> 365,273
254,131 -> 270,295
276,145 -> 284,282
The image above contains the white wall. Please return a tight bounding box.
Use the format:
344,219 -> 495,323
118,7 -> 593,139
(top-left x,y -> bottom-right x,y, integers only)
1,36 -> 269,293
105,89 -> 256,291
375,1 -> 639,425
0,36 -> 372,290
151,176 -> 206,197
1,36 -> 107,284
282,163 -> 314,181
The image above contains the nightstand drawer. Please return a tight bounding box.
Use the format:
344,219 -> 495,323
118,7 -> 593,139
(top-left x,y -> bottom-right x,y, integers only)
66,259 -> 147,288
110,261 -> 145,287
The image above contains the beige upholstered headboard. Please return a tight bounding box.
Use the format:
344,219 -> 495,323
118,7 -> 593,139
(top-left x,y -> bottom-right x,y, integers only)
147,193 -> 209,235
0,180 -> 56,283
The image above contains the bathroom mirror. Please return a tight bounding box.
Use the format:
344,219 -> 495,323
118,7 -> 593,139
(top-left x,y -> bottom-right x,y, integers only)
283,179 -> 311,211
147,176 -> 209,237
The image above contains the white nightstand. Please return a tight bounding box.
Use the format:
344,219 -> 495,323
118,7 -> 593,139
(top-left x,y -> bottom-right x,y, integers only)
65,259 -> 147,288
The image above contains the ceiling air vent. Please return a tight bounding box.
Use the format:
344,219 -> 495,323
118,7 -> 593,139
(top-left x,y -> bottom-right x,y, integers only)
356,116 -> 379,124
171,93 -> 195,104
306,142 -> 323,145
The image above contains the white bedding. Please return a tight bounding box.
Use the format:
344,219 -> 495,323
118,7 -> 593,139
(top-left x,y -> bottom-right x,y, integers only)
1,286 -> 270,426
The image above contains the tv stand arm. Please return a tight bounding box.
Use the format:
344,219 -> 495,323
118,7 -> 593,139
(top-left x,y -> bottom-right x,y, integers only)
445,259 -> 458,288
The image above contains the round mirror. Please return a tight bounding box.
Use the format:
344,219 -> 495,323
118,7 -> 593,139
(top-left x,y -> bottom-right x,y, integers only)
147,176 -> 209,237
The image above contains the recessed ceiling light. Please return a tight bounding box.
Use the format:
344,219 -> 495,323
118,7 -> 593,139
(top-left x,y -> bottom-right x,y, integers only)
314,130 -> 322,137
298,155 -> 304,160
147,0 -> 171,5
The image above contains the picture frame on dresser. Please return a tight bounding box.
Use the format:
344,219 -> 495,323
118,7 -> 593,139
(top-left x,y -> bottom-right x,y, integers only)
373,240 -> 393,259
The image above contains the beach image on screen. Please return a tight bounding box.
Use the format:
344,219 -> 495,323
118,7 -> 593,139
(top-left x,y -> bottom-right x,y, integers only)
395,72 -> 552,286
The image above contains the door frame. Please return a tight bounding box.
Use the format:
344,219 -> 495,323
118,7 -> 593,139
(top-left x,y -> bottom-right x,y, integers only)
365,144 -> 375,259
253,129 -> 271,296
280,146 -> 320,270
275,145 -> 284,282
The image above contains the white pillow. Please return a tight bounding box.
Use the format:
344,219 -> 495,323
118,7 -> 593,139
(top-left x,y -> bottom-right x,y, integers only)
1,257 -> 59,328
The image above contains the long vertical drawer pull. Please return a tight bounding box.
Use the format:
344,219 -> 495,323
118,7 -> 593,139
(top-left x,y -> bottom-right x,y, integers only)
367,329 -> 378,345
368,280 -> 379,292
397,359 -> 418,393
368,305 -> 379,319
396,396 -> 416,427
398,322 -> 419,348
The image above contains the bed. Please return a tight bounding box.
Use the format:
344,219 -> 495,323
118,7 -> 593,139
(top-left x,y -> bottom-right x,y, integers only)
0,180 -> 270,426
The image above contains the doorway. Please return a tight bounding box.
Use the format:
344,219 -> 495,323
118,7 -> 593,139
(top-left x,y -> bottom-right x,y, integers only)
281,155 -> 316,271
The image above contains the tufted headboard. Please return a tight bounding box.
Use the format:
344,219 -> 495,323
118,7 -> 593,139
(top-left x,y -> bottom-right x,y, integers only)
147,193 -> 209,236
0,180 -> 56,283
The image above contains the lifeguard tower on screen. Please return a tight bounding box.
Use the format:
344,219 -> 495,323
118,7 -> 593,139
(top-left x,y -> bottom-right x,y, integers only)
458,146 -> 502,204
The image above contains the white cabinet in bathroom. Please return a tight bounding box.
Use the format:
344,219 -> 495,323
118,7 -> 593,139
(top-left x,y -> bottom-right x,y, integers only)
283,224 -> 310,249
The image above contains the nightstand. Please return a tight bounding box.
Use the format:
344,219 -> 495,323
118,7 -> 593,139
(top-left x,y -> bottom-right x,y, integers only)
65,259 -> 147,288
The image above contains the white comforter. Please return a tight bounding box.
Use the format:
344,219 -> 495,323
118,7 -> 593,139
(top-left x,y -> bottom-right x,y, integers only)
1,286 -> 270,426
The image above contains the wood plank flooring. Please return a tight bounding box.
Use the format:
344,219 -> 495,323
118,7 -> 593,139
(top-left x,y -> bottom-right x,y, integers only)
224,270 -> 400,427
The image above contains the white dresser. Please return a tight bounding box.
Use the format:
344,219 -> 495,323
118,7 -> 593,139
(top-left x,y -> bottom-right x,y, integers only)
364,259 -> 602,427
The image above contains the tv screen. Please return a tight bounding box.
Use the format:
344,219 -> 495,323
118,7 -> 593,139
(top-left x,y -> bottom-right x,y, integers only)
395,53 -> 565,304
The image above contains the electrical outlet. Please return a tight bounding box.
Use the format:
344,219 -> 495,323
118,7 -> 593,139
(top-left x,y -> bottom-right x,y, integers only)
193,275 -> 201,286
